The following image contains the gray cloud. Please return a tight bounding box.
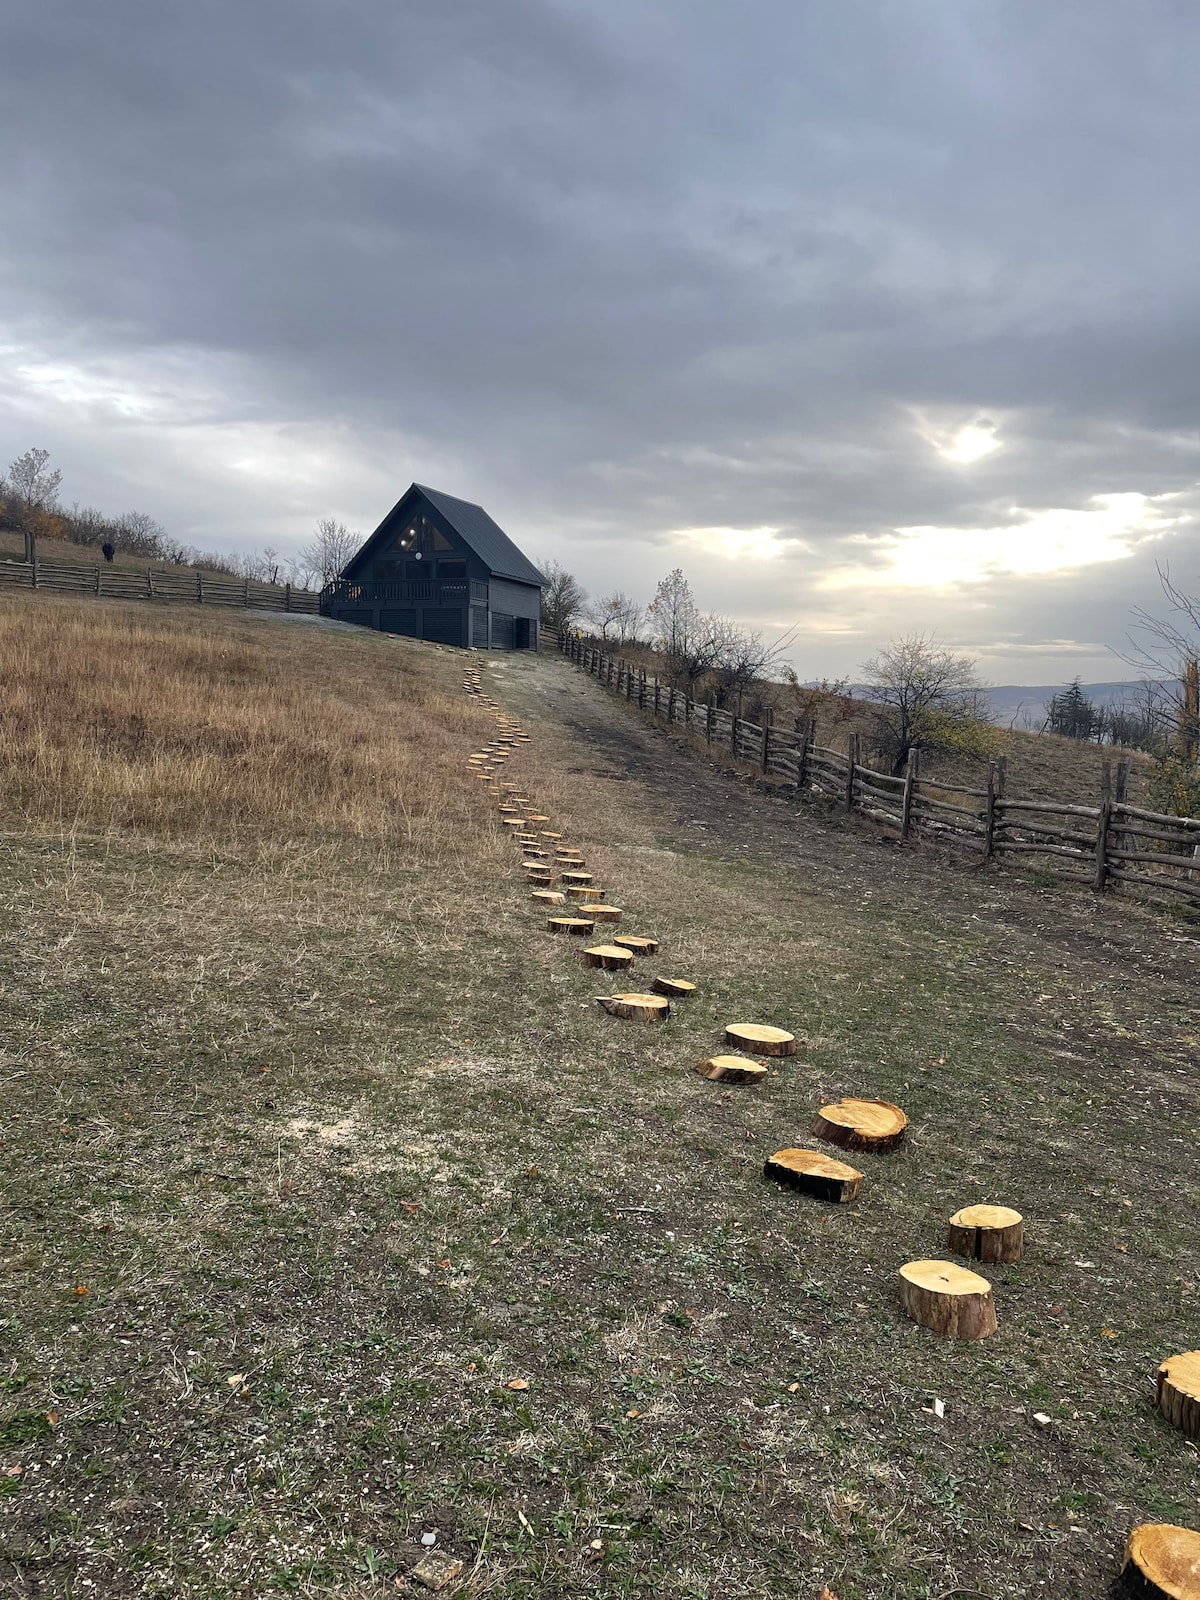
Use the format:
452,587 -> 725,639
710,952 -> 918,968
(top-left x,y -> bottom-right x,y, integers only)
2,0 -> 1199,677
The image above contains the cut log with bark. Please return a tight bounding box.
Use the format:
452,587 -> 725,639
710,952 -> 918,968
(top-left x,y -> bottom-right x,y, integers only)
652,977 -> 696,998
723,1023 -> 795,1056
555,852 -> 586,865
582,944 -> 635,971
559,871 -> 594,886
694,1054 -> 767,1085
590,905 -> 622,921
526,814 -> 550,824
539,831 -> 563,841
497,804 -> 519,814
898,1260 -> 997,1340
947,1204 -> 1024,1263
547,916 -> 595,936
764,1147 -> 862,1202
812,1097 -> 908,1153
520,847 -> 548,859
501,818 -> 526,829
531,890 -> 567,905
595,992 -> 670,1022
1119,1523 -> 1200,1599
1156,1353 -> 1200,1442
566,886 -> 603,901
613,935 -> 660,955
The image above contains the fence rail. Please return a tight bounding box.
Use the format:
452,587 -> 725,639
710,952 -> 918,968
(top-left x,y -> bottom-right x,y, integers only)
560,633 -> 1200,909
0,556 -> 321,615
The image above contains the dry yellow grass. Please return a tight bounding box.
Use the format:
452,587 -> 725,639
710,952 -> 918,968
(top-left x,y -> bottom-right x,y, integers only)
0,594 -> 496,846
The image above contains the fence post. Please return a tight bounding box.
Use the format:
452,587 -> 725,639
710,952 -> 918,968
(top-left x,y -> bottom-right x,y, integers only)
285,582 -> 292,613
844,732 -> 858,811
1095,760 -> 1113,892
797,718 -> 811,792
706,698 -> 714,749
996,755 -> 1007,800
31,556 -> 38,590
983,761 -> 997,860
95,565 -> 101,596
900,749 -> 918,840
146,569 -> 154,597
243,577 -> 250,606
762,709 -> 772,775
196,571 -> 203,604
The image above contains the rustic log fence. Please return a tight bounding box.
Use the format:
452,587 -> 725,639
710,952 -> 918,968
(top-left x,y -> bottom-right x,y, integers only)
0,555 -> 321,615
560,633 -> 1200,909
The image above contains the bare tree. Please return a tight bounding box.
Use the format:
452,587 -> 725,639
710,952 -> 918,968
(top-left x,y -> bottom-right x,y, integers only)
861,633 -> 988,773
587,589 -> 643,644
3,447 -> 64,560
539,559 -> 587,634
303,517 -> 360,586
708,618 -> 786,706
1127,563 -> 1200,761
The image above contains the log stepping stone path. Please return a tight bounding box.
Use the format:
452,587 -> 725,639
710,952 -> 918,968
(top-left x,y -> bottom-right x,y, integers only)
764,1147 -> 863,1203
695,1054 -> 767,1085
898,1260 -> 997,1341
465,660 -> 1187,1589
947,1204 -> 1024,1263
812,1097 -> 908,1153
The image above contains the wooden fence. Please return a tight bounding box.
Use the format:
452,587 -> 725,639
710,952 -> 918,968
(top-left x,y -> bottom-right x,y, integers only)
560,633 -> 1200,909
0,555 -> 321,615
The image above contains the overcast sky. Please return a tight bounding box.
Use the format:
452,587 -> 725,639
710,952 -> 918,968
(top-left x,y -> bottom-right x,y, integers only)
3,1 -> 1199,680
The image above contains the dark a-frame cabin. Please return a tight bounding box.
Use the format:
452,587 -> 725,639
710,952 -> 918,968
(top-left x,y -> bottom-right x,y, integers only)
322,484 -> 545,650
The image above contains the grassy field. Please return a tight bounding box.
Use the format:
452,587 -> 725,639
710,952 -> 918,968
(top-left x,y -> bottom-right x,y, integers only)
2,596 -> 1198,1600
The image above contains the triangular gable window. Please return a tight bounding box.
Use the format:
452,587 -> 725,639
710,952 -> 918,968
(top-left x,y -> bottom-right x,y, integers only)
391,512 -> 454,556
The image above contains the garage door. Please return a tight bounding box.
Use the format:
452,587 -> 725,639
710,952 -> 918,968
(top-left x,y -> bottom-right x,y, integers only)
490,612 -> 514,650
421,608 -> 464,647
379,609 -> 418,636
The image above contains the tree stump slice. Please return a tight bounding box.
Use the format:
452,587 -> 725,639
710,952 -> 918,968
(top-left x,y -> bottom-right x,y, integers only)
694,1054 -> 767,1085
898,1260 -> 997,1340
520,848 -> 548,859
559,871 -> 594,886
1156,1353 -> 1200,1442
1122,1525 -> 1200,1600
547,916 -> 595,936
947,1204 -> 1024,1263
724,1023 -> 795,1057
595,992 -> 670,1022
590,905 -> 622,922
555,853 -> 586,866
531,889 -> 566,905
1120,1524 -> 1200,1599
498,804 -> 519,815
813,1097 -> 908,1153
582,944 -> 635,971
613,935 -> 660,955
526,814 -> 550,823
567,886 -> 604,901
764,1147 -> 862,1202
539,831 -> 563,840
653,977 -> 696,998
501,818 -> 526,829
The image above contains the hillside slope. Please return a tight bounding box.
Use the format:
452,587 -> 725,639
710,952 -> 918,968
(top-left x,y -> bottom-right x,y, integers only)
1,601 -> 1197,1600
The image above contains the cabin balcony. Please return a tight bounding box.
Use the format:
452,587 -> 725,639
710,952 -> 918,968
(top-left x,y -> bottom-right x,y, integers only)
322,577 -> 488,608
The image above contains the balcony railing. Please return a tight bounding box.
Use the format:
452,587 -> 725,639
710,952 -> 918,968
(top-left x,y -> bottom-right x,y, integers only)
322,578 -> 487,607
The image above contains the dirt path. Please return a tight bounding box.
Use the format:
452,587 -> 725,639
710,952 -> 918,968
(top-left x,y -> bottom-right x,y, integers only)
510,655 -> 1193,971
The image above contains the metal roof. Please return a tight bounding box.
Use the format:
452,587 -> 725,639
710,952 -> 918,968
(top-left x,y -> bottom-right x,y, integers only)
343,484 -> 545,588
415,485 -> 545,587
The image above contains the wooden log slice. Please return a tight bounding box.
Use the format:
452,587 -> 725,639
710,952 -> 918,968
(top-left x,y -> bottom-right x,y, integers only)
813,1097 -> 908,1153
526,814 -> 550,823
539,831 -> 563,841
724,1023 -> 795,1057
559,871 -> 594,886
898,1260 -> 997,1341
1156,1353 -> 1200,1442
531,889 -> 567,905
498,804 -> 519,814
521,859 -> 553,873
764,1147 -> 862,1202
595,992 -> 670,1022
613,935 -> 660,955
566,886 -> 604,901
1120,1524 -> 1200,1600
947,1204 -> 1024,1264
590,905 -> 622,922
652,977 -> 696,998
555,853 -> 585,865
547,916 -> 595,936
501,818 -> 526,829
582,944 -> 635,971
694,1054 -> 768,1086
520,847 -> 548,859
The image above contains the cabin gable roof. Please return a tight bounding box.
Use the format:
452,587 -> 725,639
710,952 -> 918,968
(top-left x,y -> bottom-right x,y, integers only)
342,484 -> 545,588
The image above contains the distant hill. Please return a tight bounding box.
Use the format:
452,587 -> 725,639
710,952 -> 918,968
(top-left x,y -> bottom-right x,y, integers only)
981,681 -> 1163,730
